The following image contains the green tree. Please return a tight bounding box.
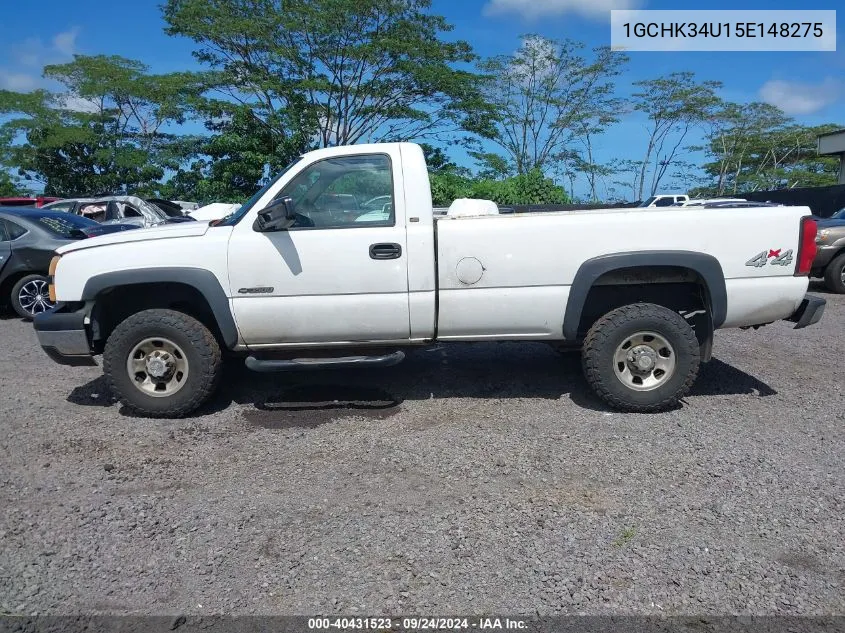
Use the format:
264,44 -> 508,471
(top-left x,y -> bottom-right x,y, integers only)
163,0 -> 490,148
163,101 -> 309,203
631,72 -> 722,200
696,109 -> 842,194
476,35 -> 626,177
0,55 -> 204,196
429,169 -> 569,206
0,171 -> 19,197
695,101 -> 788,195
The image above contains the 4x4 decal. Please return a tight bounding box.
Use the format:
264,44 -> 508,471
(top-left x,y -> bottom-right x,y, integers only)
746,249 -> 794,268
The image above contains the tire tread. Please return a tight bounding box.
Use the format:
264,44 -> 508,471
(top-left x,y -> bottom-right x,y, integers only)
582,303 -> 700,413
103,309 -> 222,418
823,252 -> 845,294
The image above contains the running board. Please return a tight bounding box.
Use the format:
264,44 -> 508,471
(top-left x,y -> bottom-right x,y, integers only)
245,351 -> 405,373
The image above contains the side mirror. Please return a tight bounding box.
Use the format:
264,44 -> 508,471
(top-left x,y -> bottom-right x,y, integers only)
253,197 -> 296,232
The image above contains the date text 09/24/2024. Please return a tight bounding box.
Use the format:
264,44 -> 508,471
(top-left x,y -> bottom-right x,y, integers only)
307,617 -> 527,631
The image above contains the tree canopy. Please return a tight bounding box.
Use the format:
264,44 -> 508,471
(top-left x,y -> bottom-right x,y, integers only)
0,4 -> 841,203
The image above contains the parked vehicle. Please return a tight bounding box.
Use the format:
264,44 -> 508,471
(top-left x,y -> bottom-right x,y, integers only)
147,198 -> 198,221
0,209 -> 99,319
673,198 -> 747,207
35,143 -> 824,417
361,195 -> 392,211
42,198 -> 96,214
812,217 -> 845,293
78,196 -> 175,229
0,196 -> 60,208
172,201 -> 199,212
638,194 -> 689,208
189,203 -> 241,222
79,222 -> 142,239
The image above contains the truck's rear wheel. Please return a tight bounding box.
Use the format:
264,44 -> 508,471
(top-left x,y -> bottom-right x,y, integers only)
582,303 -> 700,412
823,252 -> 845,294
103,309 -> 222,418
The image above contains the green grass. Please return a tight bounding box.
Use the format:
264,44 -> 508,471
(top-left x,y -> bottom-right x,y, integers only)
612,525 -> 637,548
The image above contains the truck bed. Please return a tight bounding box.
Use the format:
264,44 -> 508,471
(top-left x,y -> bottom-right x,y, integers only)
432,205 -> 810,340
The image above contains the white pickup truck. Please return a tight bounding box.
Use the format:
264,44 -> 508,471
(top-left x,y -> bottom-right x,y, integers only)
34,143 -> 825,417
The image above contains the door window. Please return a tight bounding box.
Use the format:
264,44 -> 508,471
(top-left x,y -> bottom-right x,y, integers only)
3,219 -> 27,240
46,202 -> 74,212
275,154 -> 394,229
122,204 -> 143,218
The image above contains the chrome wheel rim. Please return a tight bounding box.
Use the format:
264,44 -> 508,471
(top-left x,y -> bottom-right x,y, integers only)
613,331 -> 676,392
126,337 -> 189,397
18,279 -> 54,315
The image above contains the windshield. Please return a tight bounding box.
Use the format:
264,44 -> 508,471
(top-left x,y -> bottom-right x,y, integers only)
639,196 -> 657,207
36,213 -> 97,238
215,158 -> 303,227
832,208 -> 845,219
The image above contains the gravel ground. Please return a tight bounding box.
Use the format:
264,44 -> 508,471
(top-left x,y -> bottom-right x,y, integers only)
1,286 -> 843,616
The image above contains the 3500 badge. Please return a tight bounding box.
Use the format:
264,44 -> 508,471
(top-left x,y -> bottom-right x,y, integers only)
746,248 -> 794,268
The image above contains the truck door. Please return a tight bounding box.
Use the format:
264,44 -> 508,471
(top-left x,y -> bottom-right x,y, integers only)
227,152 -> 411,346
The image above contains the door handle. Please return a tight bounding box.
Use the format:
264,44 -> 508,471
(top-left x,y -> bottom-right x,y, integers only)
369,243 -> 402,260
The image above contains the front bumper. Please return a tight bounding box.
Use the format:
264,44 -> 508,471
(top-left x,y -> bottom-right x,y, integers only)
786,294 -> 826,329
33,304 -> 97,366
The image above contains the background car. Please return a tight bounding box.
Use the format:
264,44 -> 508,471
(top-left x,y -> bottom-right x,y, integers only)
360,195 -> 392,211
672,197 -> 747,207
41,198 -> 96,214
146,198 -> 197,221
638,194 -> 689,207
0,196 -> 60,208
189,202 -> 241,222
0,209 -> 100,318
79,222 -> 142,238
78,196 -> 178,228
812,216 -> 845,293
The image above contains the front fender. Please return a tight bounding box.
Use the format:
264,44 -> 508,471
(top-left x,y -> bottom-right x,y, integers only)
81,267 -> 239,348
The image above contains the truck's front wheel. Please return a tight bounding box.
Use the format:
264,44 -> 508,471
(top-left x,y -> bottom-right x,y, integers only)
582,303 -> 700,412
103,309 -> 222,418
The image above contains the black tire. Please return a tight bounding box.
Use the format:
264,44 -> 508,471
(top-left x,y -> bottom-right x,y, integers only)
823,252 -> 845,294
582,303 -> 700,413
10,274 -> 55,320
103,309 -> 222,418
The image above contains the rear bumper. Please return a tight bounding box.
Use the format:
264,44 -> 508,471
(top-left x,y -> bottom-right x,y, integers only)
33,304 -> 97,366
786,294 -> 826,329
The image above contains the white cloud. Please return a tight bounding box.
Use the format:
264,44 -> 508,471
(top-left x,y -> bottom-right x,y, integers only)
483,0 -> 641,20
0,70 -> 39,91
0,28 -> 80,93
52,28 -> 80,57
58,94 -> 99,113
759,78 -> 843,116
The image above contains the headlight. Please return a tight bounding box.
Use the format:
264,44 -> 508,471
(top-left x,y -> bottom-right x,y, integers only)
816,229 -> 830,244
48,255 -> 60,301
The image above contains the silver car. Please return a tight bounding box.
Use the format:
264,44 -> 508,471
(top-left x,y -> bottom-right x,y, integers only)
77,196 -> 171,229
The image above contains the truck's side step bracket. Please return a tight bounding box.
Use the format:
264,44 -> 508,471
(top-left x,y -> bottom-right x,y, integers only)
245,351 -> 406,373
